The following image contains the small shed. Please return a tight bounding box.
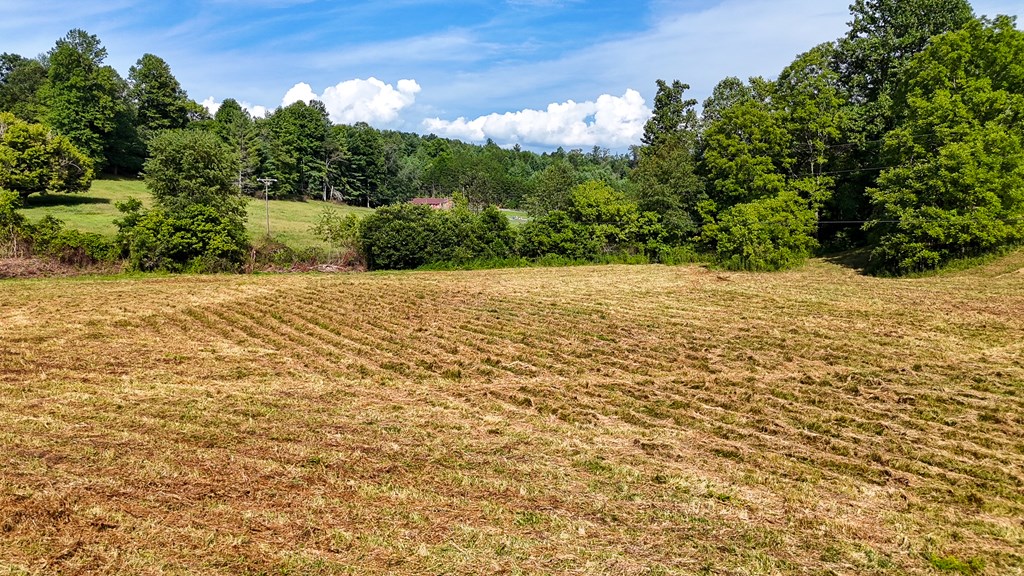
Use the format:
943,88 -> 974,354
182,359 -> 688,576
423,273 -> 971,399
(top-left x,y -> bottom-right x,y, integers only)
410,197 -> 454,210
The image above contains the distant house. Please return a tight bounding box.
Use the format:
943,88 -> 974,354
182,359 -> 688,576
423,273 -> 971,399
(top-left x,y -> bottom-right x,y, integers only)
410,197 -> 454,210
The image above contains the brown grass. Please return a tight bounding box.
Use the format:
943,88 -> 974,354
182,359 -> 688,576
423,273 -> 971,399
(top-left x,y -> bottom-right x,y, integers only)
1,254 -> 1023,575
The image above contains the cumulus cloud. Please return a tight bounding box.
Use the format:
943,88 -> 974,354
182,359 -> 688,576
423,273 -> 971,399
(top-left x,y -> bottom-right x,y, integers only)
423,89 -> 650,148
201,97 -> 220,115
282,78 -> 421,125
200,97 -> 268,118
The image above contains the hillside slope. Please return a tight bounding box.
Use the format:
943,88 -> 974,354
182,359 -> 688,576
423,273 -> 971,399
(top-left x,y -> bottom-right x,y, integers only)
1,256 -> 1023,574
16,179 -> 373,249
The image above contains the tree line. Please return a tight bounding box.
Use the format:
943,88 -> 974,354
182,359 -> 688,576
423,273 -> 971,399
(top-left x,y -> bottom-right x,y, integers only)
3,0 -> 1024,275
634,0 -> 1024,274
0,28 -> 629,209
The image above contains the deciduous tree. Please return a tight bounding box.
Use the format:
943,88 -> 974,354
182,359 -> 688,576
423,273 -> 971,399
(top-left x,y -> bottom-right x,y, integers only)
128,53 -> 192,135
867,15 -> 1024,274
0,112 -> 93,197
143,129 -> 243,219
42,30 -> 123,170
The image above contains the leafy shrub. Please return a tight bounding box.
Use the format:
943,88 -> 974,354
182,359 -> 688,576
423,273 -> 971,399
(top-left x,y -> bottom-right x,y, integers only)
703,190 -> 818,271
358,203 -> 436,270
116,199 -> 248,272
359,203 -> 518,270
30,215 -> 116,265
516,210 -> 597,259
313,208 -> 362,253
2,190 -> 114,264
518,181 -> 665,260
0,112 -> 94,197
474,205 -> 516,259
0,188 -> 30,257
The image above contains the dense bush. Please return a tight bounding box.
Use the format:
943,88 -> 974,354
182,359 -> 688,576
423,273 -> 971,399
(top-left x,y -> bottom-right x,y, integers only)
1,189 -> 115,264
517,210 -> 595,260
359,203 -> 518,270
0,189 -> 29,256
358,204 -> 435,270
702,191 -> 818,271
30,215 -> 116,265
473,205 -> 516,259
115,199 -> 248,272
518,181 -> 664,260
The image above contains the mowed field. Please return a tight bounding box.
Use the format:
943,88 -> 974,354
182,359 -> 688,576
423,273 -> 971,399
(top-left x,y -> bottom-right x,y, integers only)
1,257 -> 1023,575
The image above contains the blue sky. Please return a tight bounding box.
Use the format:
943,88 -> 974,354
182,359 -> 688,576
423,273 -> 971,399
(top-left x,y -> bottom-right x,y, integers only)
2,0 -> 1021,150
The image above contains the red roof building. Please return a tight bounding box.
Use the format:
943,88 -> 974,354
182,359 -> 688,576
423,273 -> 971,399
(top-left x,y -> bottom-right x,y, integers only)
410,197 -> 454,210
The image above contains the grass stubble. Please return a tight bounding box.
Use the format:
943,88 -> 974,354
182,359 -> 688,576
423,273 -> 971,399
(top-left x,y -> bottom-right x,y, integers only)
1,254 -> 1023,575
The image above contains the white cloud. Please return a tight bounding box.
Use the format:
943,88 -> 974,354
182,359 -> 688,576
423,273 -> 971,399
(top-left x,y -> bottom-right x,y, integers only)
201,97 -> 221,115
423,89 -> 650,148
281,77 -> 421,125
201,97 -> 268,118
281,82 -> 318,106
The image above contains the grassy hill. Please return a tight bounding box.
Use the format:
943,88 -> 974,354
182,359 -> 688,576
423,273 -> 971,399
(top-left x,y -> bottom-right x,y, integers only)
17,179 -> 373,250
1,256 -> 1023,574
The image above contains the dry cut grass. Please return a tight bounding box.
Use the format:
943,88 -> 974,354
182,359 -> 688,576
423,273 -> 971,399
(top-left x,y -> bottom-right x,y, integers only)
1,254 -> 1023,575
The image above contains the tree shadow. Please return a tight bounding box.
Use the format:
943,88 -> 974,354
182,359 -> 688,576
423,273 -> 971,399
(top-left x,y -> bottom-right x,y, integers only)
23,194 -> 111,208
821,248 -> 872,275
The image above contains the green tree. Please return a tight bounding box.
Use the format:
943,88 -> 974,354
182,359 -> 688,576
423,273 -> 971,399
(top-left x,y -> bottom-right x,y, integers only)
0,53 -> 47,122
836,0 -> 975,106
633,79 -> 703,243
642,79 -> 697,147
774,44 -> 847,179
420,137 -> 458,196
213,99 -> 264,195
101,65 -> 146,175
0,112 -> 93,197
700,77 -> 752,128
339,122 -> 387,207
697,74 -> 829,269
128,53 -> 192,136
827,0 -> 976,244
143,129 -> 243,219
866,15 -> 1024,274
41,30 -> 124,170
264,100 -> 332,198
699,77 -> 791,210
524,159 -> 578,216
119,129 -> 248,271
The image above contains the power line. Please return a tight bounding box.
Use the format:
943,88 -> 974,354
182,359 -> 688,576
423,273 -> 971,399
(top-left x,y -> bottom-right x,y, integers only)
817,217 -> 1024,225
810,130 -> 944,152
802,165 -> 896,177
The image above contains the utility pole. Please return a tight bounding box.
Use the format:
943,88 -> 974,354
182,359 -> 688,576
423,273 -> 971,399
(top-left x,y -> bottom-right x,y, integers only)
257,178 -> 277,237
